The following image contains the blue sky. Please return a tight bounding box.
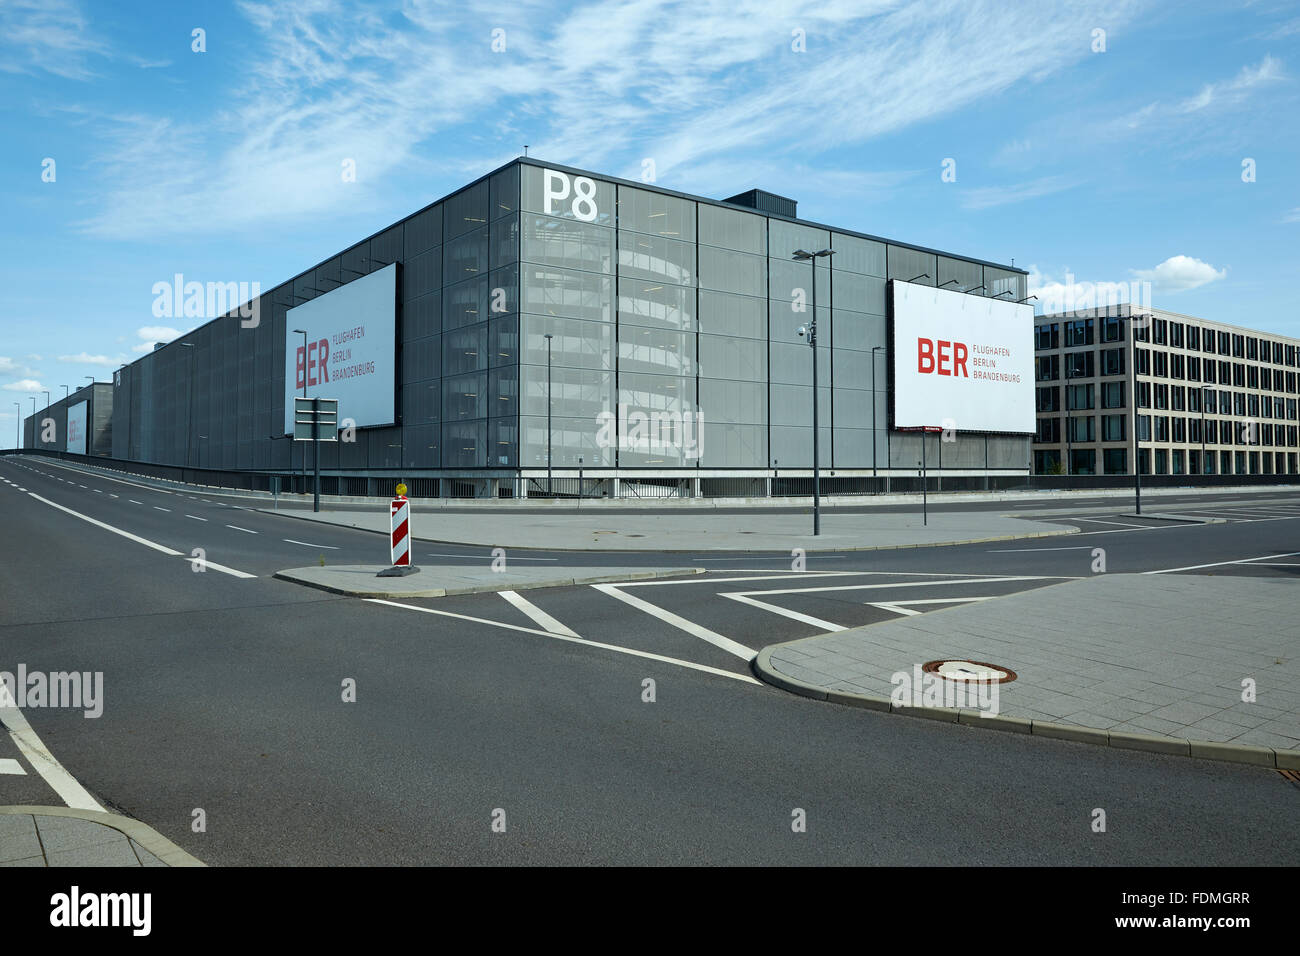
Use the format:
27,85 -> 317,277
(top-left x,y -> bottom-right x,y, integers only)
2,0 -> 1298,438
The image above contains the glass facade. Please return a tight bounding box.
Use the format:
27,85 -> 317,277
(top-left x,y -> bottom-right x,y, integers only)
86,159 -> 1031,479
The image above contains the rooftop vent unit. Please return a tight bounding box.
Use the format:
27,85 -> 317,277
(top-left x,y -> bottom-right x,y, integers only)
722,188 -> 797,220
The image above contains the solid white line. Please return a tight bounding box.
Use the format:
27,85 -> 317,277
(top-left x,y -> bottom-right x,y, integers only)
499,590 -> 579,637
25,490 -> 256,576
364,598 -> 759,684
0,758 -> 26,775
688,554 -> 847,562
987,546 -> 1094,553
1145,551 -> 1300,575
873,603 -> 921,617
27,493 -> 182,556
424,552 -> 558,561
732,575 -> 1061,597
1239,561 -> 1300,568
200,560 -> 258,579
592,584 -> 758,661
284,538 -> 340,549
226,524 -> 257,534
186,515 -> 208,521
720,591 -> 846,632
0,698 -> 101,811
1067,517 -> 1151,529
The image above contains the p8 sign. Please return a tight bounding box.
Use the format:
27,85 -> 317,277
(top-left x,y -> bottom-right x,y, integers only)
543,170 -> 600,222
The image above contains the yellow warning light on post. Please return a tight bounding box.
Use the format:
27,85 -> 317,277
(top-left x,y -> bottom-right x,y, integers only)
395,482 -> 408,498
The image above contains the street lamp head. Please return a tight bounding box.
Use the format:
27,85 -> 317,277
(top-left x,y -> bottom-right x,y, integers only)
1016,295 -> 1038,304
796,325 -> 808,338
792,249 -> 814,261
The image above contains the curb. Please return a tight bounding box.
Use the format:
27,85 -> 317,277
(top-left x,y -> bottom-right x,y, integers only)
751,647 -> 1300,770
273,565 -> 706,598
0,806 -> 205,867
258,506 -> 1081,553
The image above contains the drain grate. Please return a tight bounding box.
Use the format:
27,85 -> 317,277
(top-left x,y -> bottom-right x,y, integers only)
1279,769 -> 1300,786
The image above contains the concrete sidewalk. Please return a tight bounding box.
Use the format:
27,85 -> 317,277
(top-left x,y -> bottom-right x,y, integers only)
259,506 -> 1075,552
756,573 -> 1300,766
0,807 -> 204,867
276,564 -> 702,598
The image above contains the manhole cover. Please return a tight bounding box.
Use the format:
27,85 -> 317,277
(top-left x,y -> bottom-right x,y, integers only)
922,659 -> 1017,684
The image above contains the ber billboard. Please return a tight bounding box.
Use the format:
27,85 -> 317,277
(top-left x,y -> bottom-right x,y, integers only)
891,282 -> 1035,433
66,400 -> 88,454
283,263 -> 397,434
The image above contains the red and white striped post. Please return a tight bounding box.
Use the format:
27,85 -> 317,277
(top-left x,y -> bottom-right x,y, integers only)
377,482 -> 419,577
390,495 -> 411,566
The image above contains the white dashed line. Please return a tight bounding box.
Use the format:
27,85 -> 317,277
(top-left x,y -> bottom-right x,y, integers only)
129,499 -> 142,504
284,539 -> 339,549
186,515 -> 208,522
226,524 -> 257,534
153,506 -> 171,512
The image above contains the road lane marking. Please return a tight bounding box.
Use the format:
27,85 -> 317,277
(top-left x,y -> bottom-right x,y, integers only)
153,506 -> 171,512
1145,551 -> 1300,574
0,696 -> 101,811
226,524 -> 257,534
94,489 -> 102,493
129,499 -> 143,504
199,560 -> 257,579
720,591 -> 845,632
987,546 -> 1095,553
109,493 -> 118,498
28,493 -> 182,556
424,552 -> 558,561
365,598 -> 759,684
284,538 -> 339,549
25,491 -> 256,577
869,596 -> 996,616
592,584 -> 758,661
186,515 -> 208,522
688,554 -> 847,562
0,758 -> 26,775
499,590 -> 579,637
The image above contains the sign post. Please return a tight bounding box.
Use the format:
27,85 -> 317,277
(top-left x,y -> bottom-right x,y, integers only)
899,426 -> 942,525
294,397 -> 338,513
377,482 -> 419,577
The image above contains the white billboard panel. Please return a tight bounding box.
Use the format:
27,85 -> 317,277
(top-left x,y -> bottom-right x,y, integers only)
284,263 -> 397,434
66,400 -> 88,454
891,282 -> 1035,434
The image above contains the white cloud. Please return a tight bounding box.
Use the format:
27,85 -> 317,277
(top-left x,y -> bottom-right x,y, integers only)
1283,207 -> 1300,223
1177,56 -> 1285,114
130,325 -> 186,353
78,0 -> 1146,239
0,357 -> 38,377
0,0 -> 109,81
2,379 -> 45,392
57,352 -> 125,366
961,176 -> 1080,210
1131,255 -> 1226,293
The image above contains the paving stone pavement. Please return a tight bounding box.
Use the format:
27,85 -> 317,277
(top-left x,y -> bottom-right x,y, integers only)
762,573 -> 1300,751
0,809 -> 202,867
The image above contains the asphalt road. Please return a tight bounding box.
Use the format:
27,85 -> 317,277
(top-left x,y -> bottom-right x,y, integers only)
1,454 -> 1297,865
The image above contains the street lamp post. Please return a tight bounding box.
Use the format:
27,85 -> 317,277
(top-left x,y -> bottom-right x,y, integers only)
871,345 -> 884,480
1129,312 -> 1153,514
12,401 -> 19,448
293,329 -> 308,492
544,333 -> 553,496
793,248 -> 835,535
61,385 -> 69,401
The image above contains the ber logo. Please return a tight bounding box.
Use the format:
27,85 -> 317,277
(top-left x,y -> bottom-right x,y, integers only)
917,337 -> 969,377
295,339 -> 331,389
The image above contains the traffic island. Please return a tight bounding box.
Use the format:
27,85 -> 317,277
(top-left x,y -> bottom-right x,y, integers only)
274,564 -> 704,598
